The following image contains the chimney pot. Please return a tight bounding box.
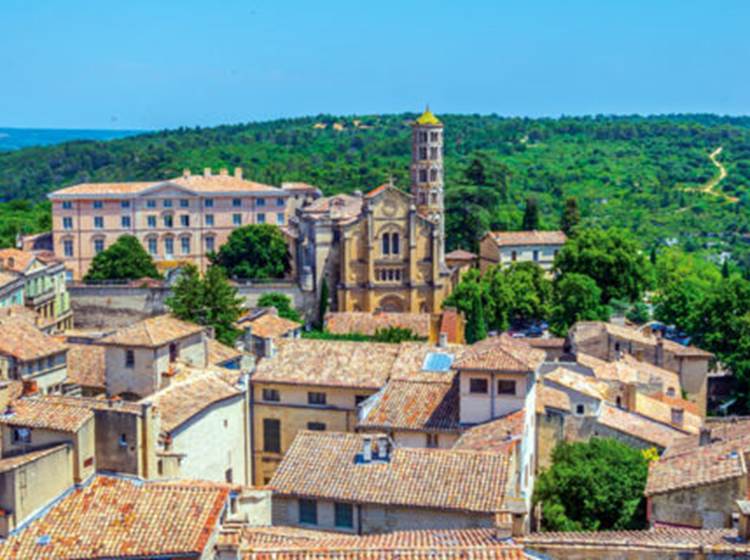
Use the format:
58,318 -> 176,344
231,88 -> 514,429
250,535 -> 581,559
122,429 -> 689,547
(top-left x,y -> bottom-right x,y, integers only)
438,332 -> 448,348
203,167 -> 211,177
362,435 -> 373,463
234,167 -> 243,179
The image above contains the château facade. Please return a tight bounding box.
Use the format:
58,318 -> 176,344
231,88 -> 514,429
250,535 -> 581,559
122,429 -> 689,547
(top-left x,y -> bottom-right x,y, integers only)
292,109 -> 451,313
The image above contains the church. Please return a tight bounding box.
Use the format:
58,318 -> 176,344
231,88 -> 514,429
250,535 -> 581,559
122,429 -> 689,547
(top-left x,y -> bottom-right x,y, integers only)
291,109 -> 452,314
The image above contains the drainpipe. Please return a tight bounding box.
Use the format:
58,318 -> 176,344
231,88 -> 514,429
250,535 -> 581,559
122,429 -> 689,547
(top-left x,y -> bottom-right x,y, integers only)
242,372 -> 251,486
248,378 -> 256,485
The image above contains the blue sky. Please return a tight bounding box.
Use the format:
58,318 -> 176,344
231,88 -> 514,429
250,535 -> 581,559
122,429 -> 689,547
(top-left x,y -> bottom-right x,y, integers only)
1,0 -> 748,129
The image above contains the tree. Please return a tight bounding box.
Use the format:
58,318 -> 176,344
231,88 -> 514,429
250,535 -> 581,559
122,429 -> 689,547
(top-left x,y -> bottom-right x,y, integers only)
258,292 -> 302,323
522,197 -> 540,230
560,197 -> 580,237
166,265 -> 243,345
549,273 -> 610,336
554,228 -> 650,304
372,327 -> 422,343
496,262 -> 552,327
84,235 -> 160,282
318,278 -> 330,327
626,302 -> 651,325
445,185 -> 500,252
443,269 -> 488,343
464,156 -> 487,185
211,224 -> 290,280
534,438 -> 649,531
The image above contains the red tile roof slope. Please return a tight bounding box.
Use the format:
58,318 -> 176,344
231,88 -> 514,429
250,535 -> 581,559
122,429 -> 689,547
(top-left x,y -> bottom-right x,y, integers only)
454,335 -> 545,372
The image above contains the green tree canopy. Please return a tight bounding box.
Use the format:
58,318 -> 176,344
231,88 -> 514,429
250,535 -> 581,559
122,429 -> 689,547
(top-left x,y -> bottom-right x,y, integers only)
534,438 -> 649,532
487,262 -> 552,328
443,269 -> 489,343
84,234 -> 160,282
165,264 -> 204,324
445,185 -> 501,252
549,273 -> 610,336
522,197 -> 540,230
257,292 -> 302,323
554,228 -> 650,304
560,196 -> 580,236
211,224 -> 291,280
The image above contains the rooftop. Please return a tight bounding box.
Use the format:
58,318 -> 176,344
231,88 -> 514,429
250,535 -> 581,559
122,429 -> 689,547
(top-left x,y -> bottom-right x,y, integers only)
0,475 -> 229,560
325,311 -> 431,338
0,444 -> 70,474
445,249 -> 478,261
0,272 -> 22,291
65,344 -> 106,390
487,230 -> 567,247
0,398 -> 94,433
241,312 -> 301,339
577,352 -> 681,395
597,403 -> 687,449
0,315 -> 68,362
454,335 -> 545,373
453,410 -> 526,454
270,431 -> 513,514
0,248 -> 37,274
206,338 -> 243,367
299,193 -> 363,224
415,108 -> 443,126
543,367 -> 611,401
98,314 -> 204,348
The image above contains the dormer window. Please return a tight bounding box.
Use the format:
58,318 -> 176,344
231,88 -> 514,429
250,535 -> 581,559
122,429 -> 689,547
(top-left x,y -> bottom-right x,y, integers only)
469,378 -> 488,394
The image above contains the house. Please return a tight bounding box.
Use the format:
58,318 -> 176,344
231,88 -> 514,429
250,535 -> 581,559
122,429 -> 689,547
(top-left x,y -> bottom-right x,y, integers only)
48,167 -> 320,280
238,308 -> 302,357
0,314 -> 68,394
63,343 -> 106,396
0,475 -> 233,559
0,272 -> 24,310
269,430 -> 521,534
207,338 -> 247,370
96,314 -> 208,398
325,308 -> 466,344
479,230 -> 567,272
141,368 -> 251,485
569,321 -> 714,416
250,338 -> 401,485
0,248 -> 72,332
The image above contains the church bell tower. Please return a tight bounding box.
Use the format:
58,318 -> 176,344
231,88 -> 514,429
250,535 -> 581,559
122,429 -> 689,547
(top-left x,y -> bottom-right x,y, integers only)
410,106 -> 445,262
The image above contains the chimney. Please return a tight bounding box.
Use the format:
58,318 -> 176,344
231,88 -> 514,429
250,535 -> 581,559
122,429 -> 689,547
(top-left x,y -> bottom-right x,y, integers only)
21,379 -> 38,397
699,427 -> 712,446
262,337 -> 275,358
362,435 -> 373,463
220,168 -> 228,176
7,257 -> 14,270
511,513 -> 525,538
737,500 -> 750,541
438,332 -> 448,348
623,383 -> 638,412
234,167 -> 243,179
671,407 -> 684,428
182,168 -> 190,178
376,435 -> 389,460
203,167 -> 211,177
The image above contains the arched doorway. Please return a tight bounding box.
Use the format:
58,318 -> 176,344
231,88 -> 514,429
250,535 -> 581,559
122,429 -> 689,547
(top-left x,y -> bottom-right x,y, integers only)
378,295 -> 405,312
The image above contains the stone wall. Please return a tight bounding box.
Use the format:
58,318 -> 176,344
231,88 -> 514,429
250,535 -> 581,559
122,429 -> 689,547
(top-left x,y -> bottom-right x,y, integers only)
69,282 -> 316,329
649,477 -> 746,528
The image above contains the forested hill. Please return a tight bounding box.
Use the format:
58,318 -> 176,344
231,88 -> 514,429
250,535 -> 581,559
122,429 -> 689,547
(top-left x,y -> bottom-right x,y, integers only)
1,113 -> 749,263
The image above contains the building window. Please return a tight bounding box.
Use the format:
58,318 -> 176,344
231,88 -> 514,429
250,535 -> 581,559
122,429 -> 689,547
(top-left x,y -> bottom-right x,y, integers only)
257,198 -> 266,207
419,131 -> 428,142
121,216 -> 131,228
263,418 -> 281,453
307,422 -> 326,431
205,214 -> 214,226
125,349 -> 135,368
419,147 -> 427,159
469,378 -> 488,394
262,388 -> 280,402
180,215 -> 190,227
147,200 -> 157,209
276,198 -> 284,207
497,380 -> 516,395
232,198 -> 242,208
12,428 -> 31,444
308,392 -> 326,405
147,215 -> 157,228
511,250 -> 517,262
93,239 -> 105,254
355,395 -> 369,406
118,433 -> 128,448
93,201 -> 103,209
575,404 -> 585,415
63,240 -> 74,257
233,214 -> 242,226
205,198 -> 214,208
430,131 -> 439,142
180,237 -> 190,255
205,236 -> 215,252
63,217 -> 73,230
163,199 -> 173,208
94,216 -> 104,229
430,168 -> 438,181
391,232 -> 399,254
334,502 -> 353,529
426,433 -> 438,448
276,213 -> 284,225
62,201 -> 73,210
164,237 -> 174,256
382,233 -> 390,255
163,215 -> 174,228
147,238 -> 158,255
121,200 -> 130,209
169,342 -> 178,363
419,169 -> 428,182
430,147 -> 438,160
225,468 -> 233,483
299,499 -> 318,525
180,199 -> 189,208
257,213 -> 266,224
533,250 -> 539,262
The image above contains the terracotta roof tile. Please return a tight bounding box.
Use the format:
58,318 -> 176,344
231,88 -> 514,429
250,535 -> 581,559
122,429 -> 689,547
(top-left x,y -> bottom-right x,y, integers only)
40,395 -> 145,415
537,384 -> 571,413
389,343 -> 466,381
445,249 -> 478,261
65,344 -> 106,390
663,418 -> 750,460
243,313 -> 301,338
325,312 -> 431,338
0,398 -> 93,432
0,315 -> 68,362
453,410 -> 525,453
632,392 -> 702,434
597,403 -> 686,449
0,444 -> 70,474
0,476 -> 229,559
270,431 -> 513,514
577,321 -> 713,359
300,194 -> 363,223
543,367 -> 611,401
0,248 -> 37,273
454,335 -> 545,372
98,314 -> 204,348
578,353 -> 681,395
207,338 -> 243,366
0,272 -> 22,290
488,230 -> 567,247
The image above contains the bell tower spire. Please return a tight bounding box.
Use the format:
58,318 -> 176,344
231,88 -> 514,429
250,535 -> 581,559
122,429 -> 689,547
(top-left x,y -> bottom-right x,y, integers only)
410,106 -> 445,263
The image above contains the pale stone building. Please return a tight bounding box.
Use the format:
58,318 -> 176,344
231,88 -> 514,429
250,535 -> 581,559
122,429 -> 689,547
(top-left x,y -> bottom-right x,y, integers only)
479,230 -> 567,273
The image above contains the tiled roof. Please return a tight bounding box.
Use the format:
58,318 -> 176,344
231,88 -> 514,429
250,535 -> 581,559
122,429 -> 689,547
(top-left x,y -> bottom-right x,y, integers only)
597,403 -> 686,449
281,181 -> 320,193
325,312 -> 431,338
0,398 -> 94,432
364,183 -> 391,198
300,194 -> 363,223
270,431 -> 512,514
661,337 -> 714,358
522,527 -> 750,555
454,335 -> 545,372
527,337 -> 565,349
358,375 -> 460,432
227,527 -> 525,559
543,367 -> 611,401
645,433 -> 750,495
389,343 -> 466,381
0,444 -> 70,474
252,339 -> 400,389
579,321 -> 714,359
206,338 -> 243,366
488,230 -> 567,247
0,315 -> 68,362
98,314 -> 204,347
453,410 -> 525,453
40,395 -> 145,415
0,248 -> 37,273
632,391 -> 702,434
578,353 -> 681,395
0,476 -> 229,560
50,181 -> 157,196
143,370 -> 243,433
0,271 -> 22,290
65,344 -> 106,390
445,249 -> 478,261
537,384 -> 571,413
243,313 -> 301,339
663,418 -> 750,460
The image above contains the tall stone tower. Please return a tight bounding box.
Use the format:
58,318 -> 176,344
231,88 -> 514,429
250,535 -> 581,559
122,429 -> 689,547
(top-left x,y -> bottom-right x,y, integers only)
410,107 -> 445,262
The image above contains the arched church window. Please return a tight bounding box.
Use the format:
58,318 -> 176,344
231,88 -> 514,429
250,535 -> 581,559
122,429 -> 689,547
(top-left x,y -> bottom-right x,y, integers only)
419,169 -> 428,182
382,233 -> 390,255
391,232 -> 400,254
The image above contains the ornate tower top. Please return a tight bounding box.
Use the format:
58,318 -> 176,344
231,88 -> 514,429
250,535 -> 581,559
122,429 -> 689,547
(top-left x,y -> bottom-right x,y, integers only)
415,106 -> 442,127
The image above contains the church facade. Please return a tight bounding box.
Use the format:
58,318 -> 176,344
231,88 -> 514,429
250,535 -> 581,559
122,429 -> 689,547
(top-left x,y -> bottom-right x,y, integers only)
292,109 -> 451,314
